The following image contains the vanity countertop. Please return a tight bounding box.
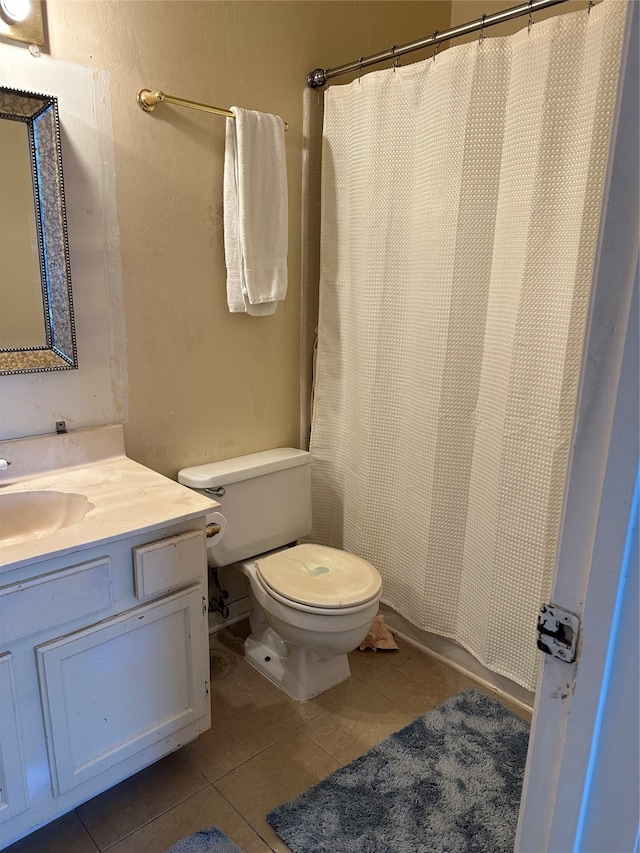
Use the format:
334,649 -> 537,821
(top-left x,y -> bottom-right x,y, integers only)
0,424 -> 216,573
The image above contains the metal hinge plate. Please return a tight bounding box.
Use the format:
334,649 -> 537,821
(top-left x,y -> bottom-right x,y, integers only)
537,603 -> 580,662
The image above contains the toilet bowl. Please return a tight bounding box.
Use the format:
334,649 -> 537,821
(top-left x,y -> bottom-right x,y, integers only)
238,543 -> 381,700
178,448 -> 383,702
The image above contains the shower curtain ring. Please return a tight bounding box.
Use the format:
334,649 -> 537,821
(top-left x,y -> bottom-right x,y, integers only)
358,57 -> 364,83
587,0 -> 594,13
528,0 -> 534,32
479,14 -> 486,44
432,32 -> 440,61
391,45 -> 400,71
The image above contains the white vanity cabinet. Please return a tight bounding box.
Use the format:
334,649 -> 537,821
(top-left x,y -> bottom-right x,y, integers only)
0,519 -> 211,850
0,653 -> 29,824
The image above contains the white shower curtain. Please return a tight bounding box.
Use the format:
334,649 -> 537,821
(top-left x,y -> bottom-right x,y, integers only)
309,0 -> 627,691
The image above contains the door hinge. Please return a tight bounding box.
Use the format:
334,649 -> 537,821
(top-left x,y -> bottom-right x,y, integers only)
205,680 -> 210,698
202,596 -> 208,615
537,603 -> 580,663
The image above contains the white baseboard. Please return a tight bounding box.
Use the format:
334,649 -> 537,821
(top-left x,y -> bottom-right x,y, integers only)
381,604 -> 534,712
208,596 -> 251,635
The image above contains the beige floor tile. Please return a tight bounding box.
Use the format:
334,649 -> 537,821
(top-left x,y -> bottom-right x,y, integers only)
75,750 -> 208,849
106,786 -> 269,853
216,731 -> 340,853
239,666 -> 372,726
237,668 -> 323,725
301,680 -> 414,765
183,677 -> 298,782
505,699 -> 533,724
209,623 -> 254,687
347,634 -> 416,684
475,685 -> 534,723
370,650 -> 478,716
4,811 -> 99,853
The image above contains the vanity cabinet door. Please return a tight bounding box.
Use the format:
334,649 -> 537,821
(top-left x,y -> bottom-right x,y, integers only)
36,586 -> 207,796
0,653 -> 28,823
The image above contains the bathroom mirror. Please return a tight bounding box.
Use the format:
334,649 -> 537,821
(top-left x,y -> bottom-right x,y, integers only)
0,86 -> 77,375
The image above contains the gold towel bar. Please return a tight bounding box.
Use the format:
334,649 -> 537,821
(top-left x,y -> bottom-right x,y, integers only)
137,89 -> 288,130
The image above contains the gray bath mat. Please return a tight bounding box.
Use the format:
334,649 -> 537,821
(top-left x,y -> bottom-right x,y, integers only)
268,688 -> 529,853
166,825 -> 243,853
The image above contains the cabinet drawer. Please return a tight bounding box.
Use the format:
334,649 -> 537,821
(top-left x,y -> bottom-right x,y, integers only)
0,558 -> 112,644
133,529 -> 206,599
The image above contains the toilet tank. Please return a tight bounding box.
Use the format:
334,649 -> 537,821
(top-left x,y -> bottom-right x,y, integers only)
178,448 -> 312,567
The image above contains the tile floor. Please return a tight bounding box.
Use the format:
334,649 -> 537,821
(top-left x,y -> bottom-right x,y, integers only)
6,620 -> 531,853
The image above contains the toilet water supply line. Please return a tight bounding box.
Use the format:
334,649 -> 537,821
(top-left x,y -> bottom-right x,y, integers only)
204,519 -> 230,618
209,565 -> 230,620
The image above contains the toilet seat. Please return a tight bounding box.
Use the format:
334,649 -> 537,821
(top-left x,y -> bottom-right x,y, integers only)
256,543 -> 381,610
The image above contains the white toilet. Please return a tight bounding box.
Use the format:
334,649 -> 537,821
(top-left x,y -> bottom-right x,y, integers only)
178,448 -> 382,701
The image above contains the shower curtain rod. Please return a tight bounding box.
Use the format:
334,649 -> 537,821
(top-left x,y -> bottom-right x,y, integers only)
136,89 -> 288,130
307,0 -> 571,88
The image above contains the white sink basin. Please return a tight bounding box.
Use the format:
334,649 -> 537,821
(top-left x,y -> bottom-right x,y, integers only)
0,490 -> 95,547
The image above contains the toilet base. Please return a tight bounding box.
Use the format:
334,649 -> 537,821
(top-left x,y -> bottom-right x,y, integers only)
244,627 -> 351,702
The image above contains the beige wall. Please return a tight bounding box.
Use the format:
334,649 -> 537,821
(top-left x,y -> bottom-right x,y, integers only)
31,0 -> 450,477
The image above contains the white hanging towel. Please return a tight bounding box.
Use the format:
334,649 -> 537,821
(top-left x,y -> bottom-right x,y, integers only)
223,107 -> 288,315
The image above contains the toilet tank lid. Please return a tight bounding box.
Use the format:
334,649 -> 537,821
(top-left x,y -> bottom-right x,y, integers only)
178,447 -> 310,489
